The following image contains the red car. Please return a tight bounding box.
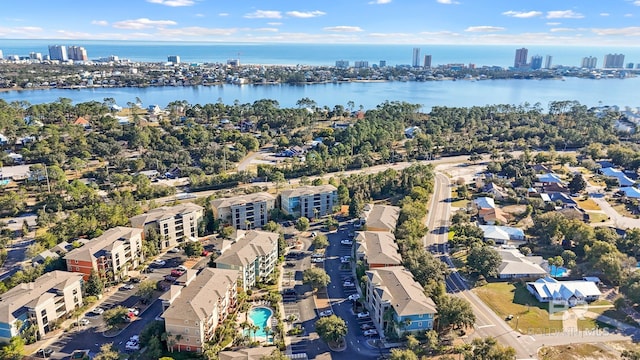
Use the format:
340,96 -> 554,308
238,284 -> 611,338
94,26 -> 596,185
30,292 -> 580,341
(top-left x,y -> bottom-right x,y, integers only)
170,269 -> 185,277
201,250 -> 210,256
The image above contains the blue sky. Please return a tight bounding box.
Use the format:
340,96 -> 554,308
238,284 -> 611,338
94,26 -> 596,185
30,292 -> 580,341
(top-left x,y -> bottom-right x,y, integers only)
2,0 -> 640,45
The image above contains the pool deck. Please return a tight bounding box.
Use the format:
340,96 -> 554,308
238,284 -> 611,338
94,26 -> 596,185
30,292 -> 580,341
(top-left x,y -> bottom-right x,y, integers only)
241,305 -> 275,343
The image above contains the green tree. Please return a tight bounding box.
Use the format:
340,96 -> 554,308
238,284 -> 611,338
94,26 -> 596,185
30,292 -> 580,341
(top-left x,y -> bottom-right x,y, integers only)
183,240 -> 204,257
103,306 -> 129,328
0,336 -> 25,360
303,267 -> 330,291
94,343 -> 120,360
143,337 -> 163,360
622,349 -> 640,360
436,295 -> 476,331
466,337 -> 516,360
568,173 -> 587,194
85,269 -> 104,297
315,315 -> 347,344
296,217 -> 310,231
389,348 -> 419,360
263,220 -> 279,232
312,234 -> 329,249
136,280 -> 157,304
466,246 -> 501,278
261,349 -> 289,360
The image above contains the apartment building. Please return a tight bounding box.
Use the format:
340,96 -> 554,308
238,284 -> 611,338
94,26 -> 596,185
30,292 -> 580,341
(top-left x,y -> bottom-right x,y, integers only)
366,266 -> 437,337
360,204 -> 401,232
280,185 -> 338,219
354,231 -> 402,269
215,230 -> 279,291
211,192 -> 275,230
64,227 -> 144,282
130,203 -> 204,249
0,271 -> 84,342
162,268 -> 239,352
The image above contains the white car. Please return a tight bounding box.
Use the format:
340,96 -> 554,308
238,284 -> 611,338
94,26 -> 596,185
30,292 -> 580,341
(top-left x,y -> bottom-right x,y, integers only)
177,265 -> 188,271
91,307 -> 104,315
311,257 -> 324,263
348,294 -> 360,301
152,259 -> 166,266
130,335 -> 139,342
168,247 -> 181,253
128,308 -> 140,316
121,284 -> 134,290
319,310 -> 333,317
343,281 -> 355,288
310,231 -> 318,237
357,312 -> 370,319
364,329 -> 378,336
340,256 -> 351,263
79,318 -> 90,326
125,341 -> 139,351
340,239 -> 353,245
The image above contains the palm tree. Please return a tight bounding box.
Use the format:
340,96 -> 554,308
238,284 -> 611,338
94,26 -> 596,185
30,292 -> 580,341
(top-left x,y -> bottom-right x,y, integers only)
249,324 -> 260,342
263,325 -> 272,343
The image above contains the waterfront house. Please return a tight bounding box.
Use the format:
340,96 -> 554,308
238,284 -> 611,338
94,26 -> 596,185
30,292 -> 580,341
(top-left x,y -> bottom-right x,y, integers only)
366,266 -> 437,337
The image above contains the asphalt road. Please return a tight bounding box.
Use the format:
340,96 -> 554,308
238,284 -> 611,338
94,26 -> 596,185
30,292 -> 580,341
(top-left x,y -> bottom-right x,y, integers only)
424,172 -> 452,250
0,238 -> 34,281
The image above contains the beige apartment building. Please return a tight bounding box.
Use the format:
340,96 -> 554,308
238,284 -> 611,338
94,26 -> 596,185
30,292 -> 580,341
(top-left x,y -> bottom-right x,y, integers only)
130,203 -> 204,249
360,204 -> 401,232
280,185 -> 338,219
211,192 -> 275,230
64,226 -> 144,282
0,271 -> 84,342
215,230 -> 279,291
354,231 -> 402,269
161,268 -> 239,353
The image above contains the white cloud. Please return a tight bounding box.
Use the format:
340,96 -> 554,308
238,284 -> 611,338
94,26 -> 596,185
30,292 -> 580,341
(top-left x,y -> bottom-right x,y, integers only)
218,13 -> 229,17
549,28 -> 576,32
600,13 -> 610,17
465,26 -> 505,32
195,14 -> 205,18
286,11 -> 326,18
368,0 -> 392,4
546,22 -> 561,26
244,10 -> 282,19
267,22 -> 282,26
634,1 -> 640,5
368,32 -> 410,38
113,18 -> 177,30
546,10 -> 584,19
436,0 -> 459,4
147,0 -> 194,7
625,13 -> 634,17
592,26 -> 640,36
502,11 -> 543,19
254,28 -> 279,32
323,26 -> 363,32
92,20 -> 109,26
156,26 -> 237,37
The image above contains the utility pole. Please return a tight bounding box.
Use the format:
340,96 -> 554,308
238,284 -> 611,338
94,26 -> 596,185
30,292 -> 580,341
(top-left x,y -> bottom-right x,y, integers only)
44,164 -> 51,193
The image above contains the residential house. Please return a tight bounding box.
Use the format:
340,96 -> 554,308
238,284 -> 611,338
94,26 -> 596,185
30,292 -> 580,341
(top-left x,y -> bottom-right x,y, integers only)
473,197 -> 496,210
620,187 -> 640,199
354,231 -> 402,269
0,271 -> 84,342
215,230 -> 279,291
600,167 -> 635,187
32,249 -> 60,265
280,185 -> 338,219
478,225 -> 525,244
162,268 -> 239,353
64,227 -> 144,282
0,164 -> 35,183
482,183 -> 509,200
527,277 -> 601,307
366,266 -> 437,337
541,192 -> 577,207
496,248 -> 548,279
360,204 -> 401,232
130,203 -> 204,249
211,192 -> 275,230
404,126 -> 421,138
73,116 -> 90,129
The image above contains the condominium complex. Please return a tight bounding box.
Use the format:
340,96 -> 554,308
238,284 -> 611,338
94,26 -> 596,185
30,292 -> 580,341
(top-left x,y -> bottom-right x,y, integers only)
211,192 -> 275,230
412,48 -> 421,67
335,60 -> 349,69
0,271 -> 84,342
582,56 -> 598,69
280,185 -> 338,219
423,55 -> 432,69
215,230 -> 279,291
162,268 -> 239,352
366,266 -> 437,337
604,53 -> 625,69
544,55 -> 553,69
360,204 -> 401,232
167,55 -> 181,64
64,227 -> 144,282
354,231 -> 402,269
530,55 -> 543,70
48,45 -> 68,61
130,203 -> 204,249
67,46 -> 88,61
514,48 -> 528,68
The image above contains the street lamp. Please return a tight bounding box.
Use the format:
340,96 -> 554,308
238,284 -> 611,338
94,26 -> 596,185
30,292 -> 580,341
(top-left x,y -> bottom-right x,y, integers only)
515,316 -> 520,332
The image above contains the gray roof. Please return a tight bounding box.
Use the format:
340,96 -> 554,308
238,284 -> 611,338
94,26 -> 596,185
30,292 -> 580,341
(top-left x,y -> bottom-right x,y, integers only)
130,203 -> 203,227
0,271 -> 83,323
528,277 -> 601,300
210,192 -> 275,209
497,248 -> 548,277
280,184 -> 337,198
367,266 -> 437,317
218,346 -> 277,360
215,230 -> 279,267
355,231 -> 401,266
162,268 -> 239,322
64,227 -> 142,262
362,204 -> 400,232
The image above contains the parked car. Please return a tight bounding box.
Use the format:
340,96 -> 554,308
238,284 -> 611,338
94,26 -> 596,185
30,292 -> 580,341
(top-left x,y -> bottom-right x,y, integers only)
91,307 -> 104,315
360,323 -> 374,330
348,294 -> 360,301
364,329 -> 378,336
343,281 -> 355,287
128,308 -> 140,316
319,310 -> 333,317
282,288 -> 296,295
341,239 -> 353,245
121,284 -> 134,290
130,277 -> 141,283
284,262 -> 295,268
125,342 -> 140,351
201,250 -> 210,256
506,314 -> 513,321
168,247 -> 181,253
78,318 -> 90,326
340,256 -> 351,263
152,259 -> 166,267
37,348 -> 54,358
310,231 -> 318,237
177,265 -> 188,271
357,312 -> 370,319
311,252 -> 324,258
171,269 -> 186,277
311,257 -> 324,263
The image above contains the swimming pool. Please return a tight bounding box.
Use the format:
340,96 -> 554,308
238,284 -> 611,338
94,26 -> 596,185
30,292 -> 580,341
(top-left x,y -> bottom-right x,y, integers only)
550,265 -> 568,277
245,307 -> 273,339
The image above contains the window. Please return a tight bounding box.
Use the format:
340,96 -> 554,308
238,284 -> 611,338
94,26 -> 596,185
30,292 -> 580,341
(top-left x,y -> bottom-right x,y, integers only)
185,328 -> 189,333
74,260 -> 78,264
186,346 -> 191,351
75,267 -> 79,271
417,321 -> 422,327
73,289 -> 78,295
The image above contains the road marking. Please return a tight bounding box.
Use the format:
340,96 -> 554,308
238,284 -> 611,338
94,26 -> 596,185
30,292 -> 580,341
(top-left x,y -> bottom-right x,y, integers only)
477,324 -> 496,329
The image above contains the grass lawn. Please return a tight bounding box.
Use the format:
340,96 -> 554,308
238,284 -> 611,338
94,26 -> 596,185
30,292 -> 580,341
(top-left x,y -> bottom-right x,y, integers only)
610,201 -> 639,218
450,250 -> 467,269
587,212 -> 609,223
473,282 -> 563,333
576,198 -> 601,211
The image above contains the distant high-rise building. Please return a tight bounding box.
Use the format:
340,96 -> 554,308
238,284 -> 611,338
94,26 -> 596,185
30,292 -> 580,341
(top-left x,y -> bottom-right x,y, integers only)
468,63 -> 476,69
354,60 -> 369,68
581,56 -> 597,69
29,52 -> 42,61
379,60 -> 386,68
227,59 -> 240,66
544,55 -> 553,69
514,48 -> 528,68
0,50 -> 3,59
335,60 -> 349,69
423,55 -> 432,68
67,46 -> 88,61
167,55 -> 181,64
530,55 -> 543,70
626,63 -> 634,69
48,45 -> 68,61
603,53 -> 625,68
636,64 -> 640,70
412,48 -> 420,67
